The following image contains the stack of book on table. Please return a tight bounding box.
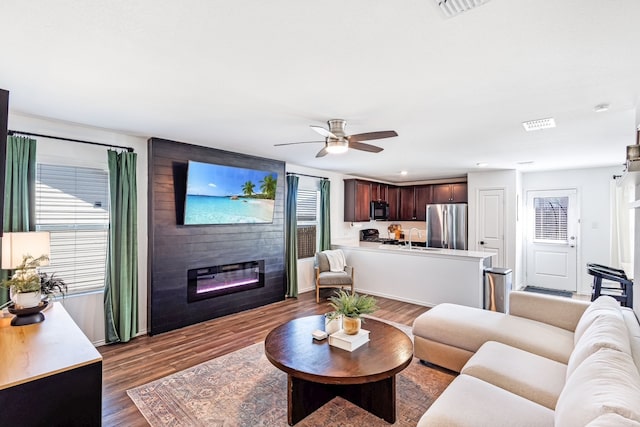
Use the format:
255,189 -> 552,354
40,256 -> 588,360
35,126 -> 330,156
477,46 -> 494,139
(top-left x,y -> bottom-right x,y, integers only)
328,329 -> 370,351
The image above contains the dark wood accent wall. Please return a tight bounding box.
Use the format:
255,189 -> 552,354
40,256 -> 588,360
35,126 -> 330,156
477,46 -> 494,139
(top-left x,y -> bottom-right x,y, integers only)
148,138 -> 286,335
0,89 -> 8,237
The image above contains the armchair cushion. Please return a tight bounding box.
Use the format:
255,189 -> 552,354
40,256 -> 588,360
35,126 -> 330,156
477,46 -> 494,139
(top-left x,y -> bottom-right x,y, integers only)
317,270 -> 352,286
316,252 -> 331,273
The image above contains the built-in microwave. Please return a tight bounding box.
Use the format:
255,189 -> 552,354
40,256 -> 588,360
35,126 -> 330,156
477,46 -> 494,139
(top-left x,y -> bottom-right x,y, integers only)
370,201 -> 389,220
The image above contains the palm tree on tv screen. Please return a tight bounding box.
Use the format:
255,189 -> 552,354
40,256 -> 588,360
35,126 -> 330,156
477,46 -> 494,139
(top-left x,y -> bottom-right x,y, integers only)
260,175 -> 277,199
242,181 -> 255,197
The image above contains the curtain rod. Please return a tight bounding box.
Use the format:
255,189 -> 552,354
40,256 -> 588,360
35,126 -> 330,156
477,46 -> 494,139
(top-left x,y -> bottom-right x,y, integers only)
8,130 -> 135,152
286,172 -> 328,180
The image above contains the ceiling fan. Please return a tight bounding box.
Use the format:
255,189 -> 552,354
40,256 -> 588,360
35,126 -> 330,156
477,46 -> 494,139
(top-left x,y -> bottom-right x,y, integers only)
275,119 -> 398,158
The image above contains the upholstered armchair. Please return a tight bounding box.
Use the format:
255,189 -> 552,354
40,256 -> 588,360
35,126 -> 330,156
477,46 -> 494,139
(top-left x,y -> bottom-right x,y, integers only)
315,250 -> 354,303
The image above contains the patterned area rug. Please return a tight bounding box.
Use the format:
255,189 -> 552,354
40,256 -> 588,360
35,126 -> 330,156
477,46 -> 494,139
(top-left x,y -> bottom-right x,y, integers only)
127,319 -> 455,426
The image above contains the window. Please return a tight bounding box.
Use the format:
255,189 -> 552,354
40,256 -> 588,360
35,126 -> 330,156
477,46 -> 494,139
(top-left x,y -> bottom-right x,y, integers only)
296,187 -> 320,259
533,196 -> 568,242
35,164 -> 110,294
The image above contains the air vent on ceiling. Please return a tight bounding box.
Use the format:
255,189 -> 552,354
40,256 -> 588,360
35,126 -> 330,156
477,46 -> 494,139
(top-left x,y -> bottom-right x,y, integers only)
522,117 -> 556,132
435,0 -> 492,18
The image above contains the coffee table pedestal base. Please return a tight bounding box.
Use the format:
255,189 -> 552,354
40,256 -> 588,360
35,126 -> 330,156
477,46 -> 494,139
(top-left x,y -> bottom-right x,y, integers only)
287,375 -> 396,425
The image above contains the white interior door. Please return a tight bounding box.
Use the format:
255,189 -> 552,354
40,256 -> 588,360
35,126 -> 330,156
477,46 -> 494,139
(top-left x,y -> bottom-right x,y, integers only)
477,189 -> 505,267
525,189 -> 578,291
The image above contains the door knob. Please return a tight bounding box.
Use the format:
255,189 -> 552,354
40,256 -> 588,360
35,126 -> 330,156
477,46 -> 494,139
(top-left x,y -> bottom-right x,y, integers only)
479,241 -> 485,245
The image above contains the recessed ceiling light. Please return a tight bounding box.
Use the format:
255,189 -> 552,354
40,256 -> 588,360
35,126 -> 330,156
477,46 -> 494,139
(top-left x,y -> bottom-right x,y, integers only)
522,117 -> 556,132
476,162 -> 488,168
594,103 -> 610,113
400,170 -> 408,176
517,161 -> 535,165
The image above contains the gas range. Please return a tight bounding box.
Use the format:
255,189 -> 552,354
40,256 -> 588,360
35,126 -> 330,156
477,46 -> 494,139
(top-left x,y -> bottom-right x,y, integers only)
360,228 -> 402,244
364,237 -> 402,245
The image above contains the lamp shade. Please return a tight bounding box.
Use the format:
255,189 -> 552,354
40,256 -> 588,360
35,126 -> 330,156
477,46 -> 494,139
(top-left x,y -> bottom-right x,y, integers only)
1,232 -> 51,269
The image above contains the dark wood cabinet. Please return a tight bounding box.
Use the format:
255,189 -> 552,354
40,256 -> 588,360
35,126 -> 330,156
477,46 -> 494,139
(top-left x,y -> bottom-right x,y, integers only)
414,185 -> 432,221
432,183 -> 468,203
371,182 -> 387,202
399,186 -> 416,220
387,186 -> 399,221
344,179 -> 372,222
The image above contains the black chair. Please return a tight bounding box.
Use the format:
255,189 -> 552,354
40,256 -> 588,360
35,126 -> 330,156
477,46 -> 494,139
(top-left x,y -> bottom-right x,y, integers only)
586,263 -> 633,308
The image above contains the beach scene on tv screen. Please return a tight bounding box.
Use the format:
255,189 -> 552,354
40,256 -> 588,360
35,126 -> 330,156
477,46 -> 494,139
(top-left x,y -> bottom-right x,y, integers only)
184,161 -> 277,225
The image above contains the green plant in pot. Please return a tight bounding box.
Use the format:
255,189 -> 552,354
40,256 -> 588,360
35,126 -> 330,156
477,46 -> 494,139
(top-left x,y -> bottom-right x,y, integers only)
327,289 -> 379,335
39,271 -> 68,303
1,254 -> 50,309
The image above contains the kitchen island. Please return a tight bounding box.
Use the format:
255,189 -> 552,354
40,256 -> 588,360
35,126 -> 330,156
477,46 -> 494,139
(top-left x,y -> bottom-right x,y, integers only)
334,242 -> 494,308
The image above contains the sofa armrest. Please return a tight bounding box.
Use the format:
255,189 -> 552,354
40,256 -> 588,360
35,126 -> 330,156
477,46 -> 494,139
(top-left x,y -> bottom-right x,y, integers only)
509,291 -> 590,332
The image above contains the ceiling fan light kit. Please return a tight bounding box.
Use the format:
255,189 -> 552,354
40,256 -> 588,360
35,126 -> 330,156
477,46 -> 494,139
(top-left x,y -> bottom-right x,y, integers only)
274,119 -> 398,158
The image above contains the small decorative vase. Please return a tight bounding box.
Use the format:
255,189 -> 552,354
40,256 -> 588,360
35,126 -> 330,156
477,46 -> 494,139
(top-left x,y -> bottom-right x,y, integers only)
342,317 -> 361,335
325,314 -> 342,335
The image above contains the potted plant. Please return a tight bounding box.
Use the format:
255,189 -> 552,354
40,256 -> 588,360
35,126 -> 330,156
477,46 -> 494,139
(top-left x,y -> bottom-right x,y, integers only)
1,254 -> 49,309
39,271 -> 68,303
327,289 -> 379,335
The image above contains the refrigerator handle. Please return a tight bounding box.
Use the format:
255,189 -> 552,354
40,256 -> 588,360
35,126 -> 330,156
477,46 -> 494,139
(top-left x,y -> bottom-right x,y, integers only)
442,206 -> 448,248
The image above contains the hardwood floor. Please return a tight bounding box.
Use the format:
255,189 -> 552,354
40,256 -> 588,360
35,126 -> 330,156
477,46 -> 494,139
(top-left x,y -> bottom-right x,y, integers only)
99,291 -> 429,426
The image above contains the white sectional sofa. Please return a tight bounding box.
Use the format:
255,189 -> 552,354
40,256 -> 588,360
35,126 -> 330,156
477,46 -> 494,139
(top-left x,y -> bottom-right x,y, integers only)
412,291 -> 640,426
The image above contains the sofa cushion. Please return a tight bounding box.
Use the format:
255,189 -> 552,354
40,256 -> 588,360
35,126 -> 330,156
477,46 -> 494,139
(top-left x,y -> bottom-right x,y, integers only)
413,303 -> 574,363
417,374 -> 554,427
461,341 -> 566,409
567,314 -> 631,378
555,348 -> 640,426
574,295 -> 623,344
586,413 -> 640,427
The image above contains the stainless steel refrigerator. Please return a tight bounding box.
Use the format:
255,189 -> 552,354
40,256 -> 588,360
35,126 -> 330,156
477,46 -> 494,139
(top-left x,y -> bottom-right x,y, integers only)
426,203 -> 468,249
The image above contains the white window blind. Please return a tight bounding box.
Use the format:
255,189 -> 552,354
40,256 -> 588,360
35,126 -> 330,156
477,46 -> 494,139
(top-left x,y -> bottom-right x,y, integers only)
296,188 -> 319,259
534,196 -> 568,242
35,164 -> 110,294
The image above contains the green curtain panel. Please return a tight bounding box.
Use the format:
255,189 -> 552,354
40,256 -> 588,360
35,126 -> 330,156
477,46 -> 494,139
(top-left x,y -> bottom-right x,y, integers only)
104,150 -> 138,344
319,178 -> 331,251
0,136 -> 37,307
285,175 -> 299,297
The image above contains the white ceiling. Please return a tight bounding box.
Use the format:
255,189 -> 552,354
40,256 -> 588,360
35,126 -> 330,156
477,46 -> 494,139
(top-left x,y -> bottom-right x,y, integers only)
1,0 -> 639,183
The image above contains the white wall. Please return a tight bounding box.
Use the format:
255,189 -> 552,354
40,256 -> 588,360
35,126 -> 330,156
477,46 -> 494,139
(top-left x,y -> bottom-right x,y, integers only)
8,112 -> 148,345
522,165 -> 624,295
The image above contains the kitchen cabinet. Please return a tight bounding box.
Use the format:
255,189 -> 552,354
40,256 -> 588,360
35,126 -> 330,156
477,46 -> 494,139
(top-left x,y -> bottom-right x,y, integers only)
371,182 -> 387,201
387,186 -> 400,221
414,185 -> 433,221
432,183 -> 468,203
344,179 -> 372,222
399,186 -> 416,220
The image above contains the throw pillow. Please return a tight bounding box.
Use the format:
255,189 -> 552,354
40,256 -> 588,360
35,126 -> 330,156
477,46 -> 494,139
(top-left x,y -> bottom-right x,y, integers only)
555,348 -> 640,427
574,296 -> 622,344
567,314 -> 631,378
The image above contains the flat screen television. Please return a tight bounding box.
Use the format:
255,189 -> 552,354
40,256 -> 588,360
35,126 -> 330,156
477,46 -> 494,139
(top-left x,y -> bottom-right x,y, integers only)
184,160 -> 278,225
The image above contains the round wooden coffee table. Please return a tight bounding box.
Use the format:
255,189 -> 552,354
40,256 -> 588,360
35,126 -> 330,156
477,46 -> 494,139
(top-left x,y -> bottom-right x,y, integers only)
264,315 -> 413,425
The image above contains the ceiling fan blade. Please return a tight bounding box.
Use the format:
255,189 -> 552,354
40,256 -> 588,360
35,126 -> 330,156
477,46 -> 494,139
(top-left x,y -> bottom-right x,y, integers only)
348,130 -> 398,143
310,125 -> 338,139
348,141 -> 384,153
315,147 -> 329,158
274,141 -> 324,146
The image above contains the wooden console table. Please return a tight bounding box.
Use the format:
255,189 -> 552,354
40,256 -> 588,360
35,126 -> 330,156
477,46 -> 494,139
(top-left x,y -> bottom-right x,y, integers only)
0,302 -> 103,426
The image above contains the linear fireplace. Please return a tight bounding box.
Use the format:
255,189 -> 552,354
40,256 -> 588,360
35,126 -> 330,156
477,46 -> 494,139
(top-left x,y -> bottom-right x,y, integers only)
187,260 -> 265,302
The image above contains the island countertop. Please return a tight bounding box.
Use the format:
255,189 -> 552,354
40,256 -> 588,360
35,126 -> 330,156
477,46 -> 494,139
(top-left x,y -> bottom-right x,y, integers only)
335,241 -> 494,261
332,242 -> 494,308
